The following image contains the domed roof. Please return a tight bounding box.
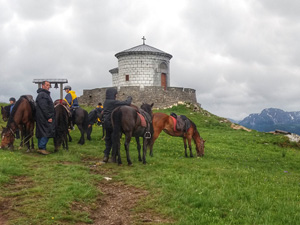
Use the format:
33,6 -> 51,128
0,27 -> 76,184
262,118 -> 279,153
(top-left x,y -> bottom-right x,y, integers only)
115,44 -> 172,59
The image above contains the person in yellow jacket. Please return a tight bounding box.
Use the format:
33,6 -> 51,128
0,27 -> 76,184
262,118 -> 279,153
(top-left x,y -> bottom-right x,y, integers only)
64,85 -> 79,129
63,85 -> 79,108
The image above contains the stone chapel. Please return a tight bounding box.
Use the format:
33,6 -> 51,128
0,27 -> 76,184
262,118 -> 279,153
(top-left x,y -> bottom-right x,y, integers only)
78,38 -> 198,108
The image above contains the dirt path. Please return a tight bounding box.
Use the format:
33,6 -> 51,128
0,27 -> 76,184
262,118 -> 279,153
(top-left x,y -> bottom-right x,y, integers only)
81,165 -> 173,225
0,163 -> 173,225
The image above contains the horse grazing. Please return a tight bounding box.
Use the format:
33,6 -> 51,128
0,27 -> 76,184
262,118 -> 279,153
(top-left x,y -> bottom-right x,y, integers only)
73,108 -> 89,145
111,103 -> 154,165
1,105 -> 11,122
150,112 -> 205,157
87,109 -> 105,140
54,100 -> 70,151
0,96 -> 35,151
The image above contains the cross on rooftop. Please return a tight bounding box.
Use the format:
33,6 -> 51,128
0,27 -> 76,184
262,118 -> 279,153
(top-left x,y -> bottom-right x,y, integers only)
142,36 -> 146,45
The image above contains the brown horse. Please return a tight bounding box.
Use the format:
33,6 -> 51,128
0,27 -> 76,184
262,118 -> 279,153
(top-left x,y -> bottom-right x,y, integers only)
150,112 -> 205,157
111,103 -> 154,165
0,96 -> 35,151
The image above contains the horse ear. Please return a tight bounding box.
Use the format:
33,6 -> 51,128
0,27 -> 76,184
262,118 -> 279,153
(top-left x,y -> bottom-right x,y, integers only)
151,103 -> 154,108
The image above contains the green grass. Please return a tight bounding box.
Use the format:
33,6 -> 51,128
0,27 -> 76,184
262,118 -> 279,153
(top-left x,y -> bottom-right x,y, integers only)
1,103 -> 300,224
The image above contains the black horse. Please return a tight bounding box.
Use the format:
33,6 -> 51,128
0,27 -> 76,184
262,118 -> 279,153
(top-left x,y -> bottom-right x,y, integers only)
87,109 -> 105,140
111,103 -> 154,165
54,102 -> 69,151
1,105 -> 11,122
72,108 -> 89,145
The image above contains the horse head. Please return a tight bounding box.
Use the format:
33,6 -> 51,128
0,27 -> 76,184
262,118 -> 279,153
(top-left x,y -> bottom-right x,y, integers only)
1,106 -> 10,122
197,137 -> 205,157
192,126 -> 205,157
140,103 -> 154,117
1,127 -> 15,150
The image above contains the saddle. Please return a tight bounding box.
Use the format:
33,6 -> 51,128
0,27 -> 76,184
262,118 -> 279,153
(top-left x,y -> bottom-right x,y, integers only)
170,113 -> 191,132
137,109 -> 153,139
54,99 -> 72,117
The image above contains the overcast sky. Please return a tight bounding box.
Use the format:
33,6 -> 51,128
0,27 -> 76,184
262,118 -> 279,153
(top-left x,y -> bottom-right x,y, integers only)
1,0 -> 300,120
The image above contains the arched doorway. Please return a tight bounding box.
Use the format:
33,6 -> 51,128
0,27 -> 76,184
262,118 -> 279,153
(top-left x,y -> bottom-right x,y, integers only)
159,62 -> 168,90
161,73 -> 166,90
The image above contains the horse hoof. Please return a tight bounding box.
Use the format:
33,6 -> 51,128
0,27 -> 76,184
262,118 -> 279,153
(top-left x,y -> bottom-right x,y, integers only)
26,149 -> 31,153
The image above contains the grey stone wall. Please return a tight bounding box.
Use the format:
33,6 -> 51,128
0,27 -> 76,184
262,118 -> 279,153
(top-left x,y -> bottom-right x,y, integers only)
78,86 -> 199,109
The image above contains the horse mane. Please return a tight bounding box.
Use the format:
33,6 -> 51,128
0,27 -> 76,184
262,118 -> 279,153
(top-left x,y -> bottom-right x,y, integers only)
7,97 -> 25,125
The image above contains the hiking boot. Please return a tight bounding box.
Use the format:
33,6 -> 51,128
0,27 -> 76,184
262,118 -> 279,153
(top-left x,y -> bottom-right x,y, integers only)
102,156 -> 109,163
37,149 -> 50,155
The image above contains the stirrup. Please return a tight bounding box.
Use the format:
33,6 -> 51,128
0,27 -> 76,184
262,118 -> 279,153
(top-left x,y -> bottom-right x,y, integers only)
144,132 -> 151,139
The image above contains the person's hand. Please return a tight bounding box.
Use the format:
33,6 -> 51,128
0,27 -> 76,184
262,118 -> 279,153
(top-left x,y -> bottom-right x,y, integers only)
48,118 -> 53,123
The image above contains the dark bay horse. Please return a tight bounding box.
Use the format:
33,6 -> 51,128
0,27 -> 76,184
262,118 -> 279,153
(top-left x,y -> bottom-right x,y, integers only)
150,112 -> 205,157
54,101 -> 69,151
1,105 -> 10,122
73,108 -> 89,145
111,103 -> 154,165
0,96 -> 35,151
87,109 -> 105,140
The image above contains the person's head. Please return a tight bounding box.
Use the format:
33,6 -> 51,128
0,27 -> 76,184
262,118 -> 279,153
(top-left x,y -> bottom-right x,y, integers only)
105,88 -> 117,100
64,85 -> 72,93
9,97 -> 16,104
42,81 -> 51,91
98,103 -> 102,106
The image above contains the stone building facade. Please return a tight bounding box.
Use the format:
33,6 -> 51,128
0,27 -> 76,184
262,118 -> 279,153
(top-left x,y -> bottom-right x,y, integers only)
110,43 -> 172,89
78,40 -> 199,109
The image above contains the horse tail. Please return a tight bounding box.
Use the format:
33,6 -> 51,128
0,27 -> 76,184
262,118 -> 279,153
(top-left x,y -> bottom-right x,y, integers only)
112,107 -> 122,158
83,110 -> 89,132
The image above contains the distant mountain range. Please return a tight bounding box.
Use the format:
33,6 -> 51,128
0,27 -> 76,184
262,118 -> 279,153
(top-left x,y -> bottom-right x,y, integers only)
237,108 -> 300,135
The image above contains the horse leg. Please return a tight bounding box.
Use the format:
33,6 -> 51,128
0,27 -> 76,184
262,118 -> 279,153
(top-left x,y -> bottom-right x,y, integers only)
30,124 -> 34,150
68,131 -> 72,142
183,138 -> 188,157
77,125 -> 85,145
124,135 -> 132,166
102,124 -> 105,140
142,138 -> 148,164
188,138 -> 193,157
64,133 -> 68,151
24,126 -> 30,152
149,126 -> 163,157
19,125 -> 25,148
135,137 -> 142,161
87,126 -> 92,141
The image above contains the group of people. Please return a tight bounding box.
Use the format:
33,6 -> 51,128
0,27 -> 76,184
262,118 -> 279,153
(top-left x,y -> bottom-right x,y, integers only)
8,80 -> 133,160
35,81 -> 79,155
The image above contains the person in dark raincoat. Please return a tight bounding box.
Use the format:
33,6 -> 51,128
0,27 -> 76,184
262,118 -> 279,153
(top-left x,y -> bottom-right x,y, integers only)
35,81 -> 55,155
102,88 -> 132,162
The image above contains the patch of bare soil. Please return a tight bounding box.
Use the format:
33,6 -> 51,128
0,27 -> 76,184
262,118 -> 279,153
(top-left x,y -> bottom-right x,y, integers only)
76,164 -> 173,225
0,176 -> 34,225
76,180 -> 171,225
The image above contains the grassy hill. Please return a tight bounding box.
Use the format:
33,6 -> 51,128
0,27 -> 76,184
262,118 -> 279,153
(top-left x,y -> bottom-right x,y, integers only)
0,103 -> 300,224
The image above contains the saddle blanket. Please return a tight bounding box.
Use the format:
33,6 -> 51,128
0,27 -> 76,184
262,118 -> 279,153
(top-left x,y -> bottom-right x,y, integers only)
137,112 -> 147,127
